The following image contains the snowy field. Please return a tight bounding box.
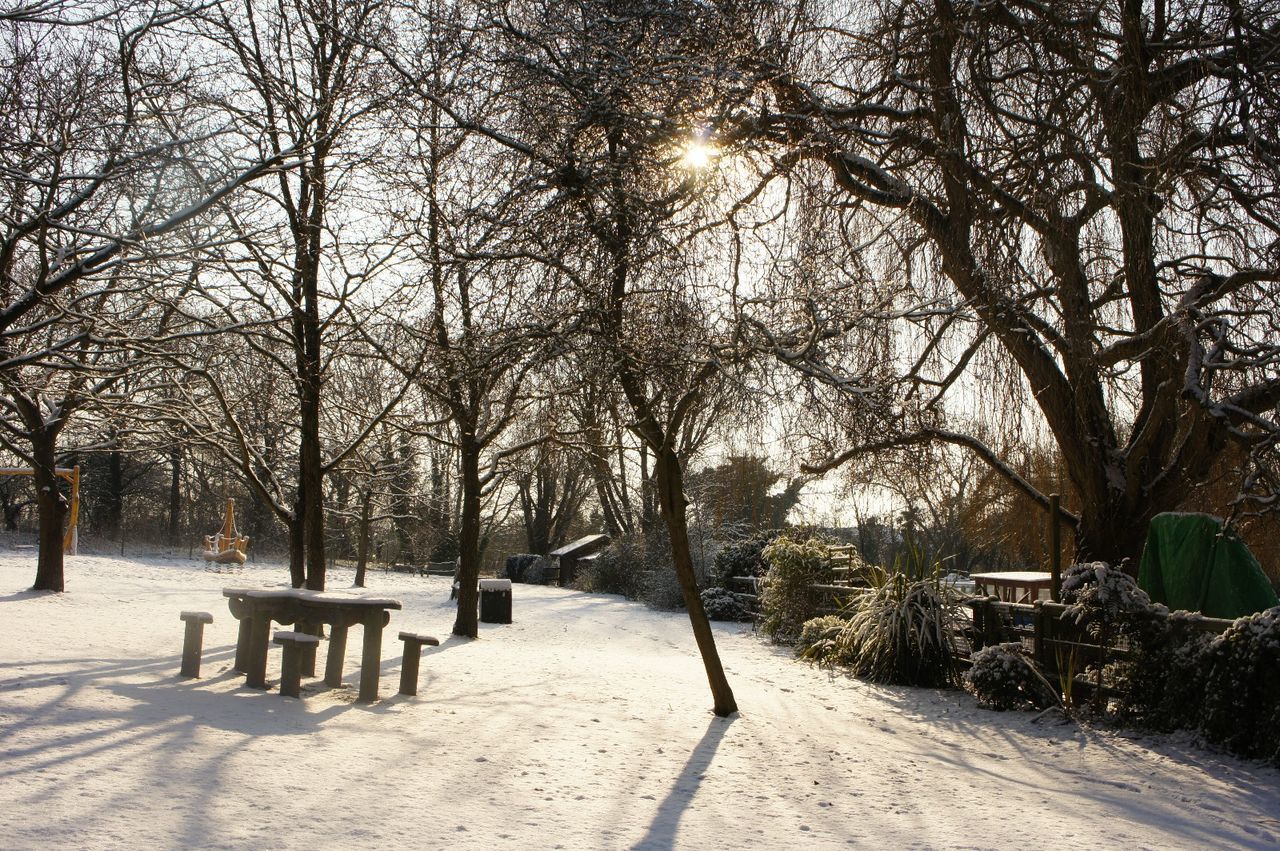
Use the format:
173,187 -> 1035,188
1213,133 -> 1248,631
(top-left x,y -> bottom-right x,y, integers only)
1,553 -> 1277,850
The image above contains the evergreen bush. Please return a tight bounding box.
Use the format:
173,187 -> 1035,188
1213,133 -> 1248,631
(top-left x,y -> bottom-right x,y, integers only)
1112,611 -> 1214,731
1060,561 -> 1161,640
575,535 -> 646,599
965,643 -> 1057,711
700,586 -> 750,621
759,533 -> 833,642
1200,606 -> 1280,764
714,530 -> 780,584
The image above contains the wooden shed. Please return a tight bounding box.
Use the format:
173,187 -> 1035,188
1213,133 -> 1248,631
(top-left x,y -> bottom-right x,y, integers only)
549,534 -> 611,587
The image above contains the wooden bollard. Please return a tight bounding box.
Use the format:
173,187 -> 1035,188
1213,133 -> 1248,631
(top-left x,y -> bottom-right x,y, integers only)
179,611 -> 214,678
398,632 -> 440,696
273,631 -> 320,698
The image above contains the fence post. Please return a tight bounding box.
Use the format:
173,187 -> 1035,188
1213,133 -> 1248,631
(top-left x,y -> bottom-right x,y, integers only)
1049,493 -> 1062,602
1032,601 -> 1043,664
982,597 -> 1003,648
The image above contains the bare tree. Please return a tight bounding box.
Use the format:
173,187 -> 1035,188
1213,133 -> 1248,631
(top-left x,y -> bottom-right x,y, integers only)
509,406 -> 590,555
0,7 -> 287,589
472,0 -> 761,714
153,0 -> 421,589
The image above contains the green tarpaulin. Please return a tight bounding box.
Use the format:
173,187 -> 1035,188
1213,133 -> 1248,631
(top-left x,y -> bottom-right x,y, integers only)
1137,512 -> 1279,619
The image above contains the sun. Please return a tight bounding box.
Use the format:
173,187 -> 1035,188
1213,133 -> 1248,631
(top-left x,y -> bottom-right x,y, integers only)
680,137 -> 719,171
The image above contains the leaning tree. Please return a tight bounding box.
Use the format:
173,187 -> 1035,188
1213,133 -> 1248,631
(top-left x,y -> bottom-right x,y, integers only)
469,0 -> 769,714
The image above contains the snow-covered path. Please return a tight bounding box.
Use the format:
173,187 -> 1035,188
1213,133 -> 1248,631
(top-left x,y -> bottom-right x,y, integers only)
0,553 -> 1276,849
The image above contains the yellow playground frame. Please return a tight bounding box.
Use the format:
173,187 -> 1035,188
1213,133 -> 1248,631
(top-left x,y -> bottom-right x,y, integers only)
0,465 -> 80,555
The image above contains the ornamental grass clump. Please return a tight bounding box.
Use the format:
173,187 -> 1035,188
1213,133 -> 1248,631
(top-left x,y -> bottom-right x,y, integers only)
965,643 -> 1058,711
828,571 -> 964,687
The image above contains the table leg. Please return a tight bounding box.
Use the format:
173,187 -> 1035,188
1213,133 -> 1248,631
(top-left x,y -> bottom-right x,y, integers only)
247,611 -> 271,689
325,623 -> 348,688
358,609 -> 384,703
234,616 -> 251,673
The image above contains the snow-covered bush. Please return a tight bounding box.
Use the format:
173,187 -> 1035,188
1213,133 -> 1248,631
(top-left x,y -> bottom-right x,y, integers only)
965,643 -> 1057,711
575,535 -> 646,599
1200,606 -> 1280,764
503,554 -> 549,583
1060,561 -> 1161,639
759,533 -> 833,642
1060,561 -> 1163,708
795,614 -> 850,665
714,530 -> 780,584
700,586 -> 749,622
1112,611 -> 1214,731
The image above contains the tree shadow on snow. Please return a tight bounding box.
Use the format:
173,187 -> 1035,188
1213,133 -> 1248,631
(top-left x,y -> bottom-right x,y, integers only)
633,715 -> 736,851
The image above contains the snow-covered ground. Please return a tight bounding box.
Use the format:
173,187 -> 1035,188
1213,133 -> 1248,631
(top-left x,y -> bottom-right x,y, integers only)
1,553 -> 1277,850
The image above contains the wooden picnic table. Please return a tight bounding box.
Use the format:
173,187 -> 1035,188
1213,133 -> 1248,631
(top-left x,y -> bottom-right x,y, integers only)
222,587 -> 402,702
969,571 -> 1054,605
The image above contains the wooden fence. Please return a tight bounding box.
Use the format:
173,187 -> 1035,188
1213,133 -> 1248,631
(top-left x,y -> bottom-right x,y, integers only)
725,575 -> 1235,700
962,597 -> 1234,697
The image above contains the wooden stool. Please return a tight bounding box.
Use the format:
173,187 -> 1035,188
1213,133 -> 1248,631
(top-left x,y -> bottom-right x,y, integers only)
179,611 -> 214,678
398,632 -> 440,696
273,631 -> 320,698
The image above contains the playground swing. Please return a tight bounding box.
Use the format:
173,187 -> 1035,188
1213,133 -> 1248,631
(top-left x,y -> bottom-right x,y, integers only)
203,498 -> 249,565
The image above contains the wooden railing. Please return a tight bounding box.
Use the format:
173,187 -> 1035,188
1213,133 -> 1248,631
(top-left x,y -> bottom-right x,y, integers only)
961,597 -> 1234,696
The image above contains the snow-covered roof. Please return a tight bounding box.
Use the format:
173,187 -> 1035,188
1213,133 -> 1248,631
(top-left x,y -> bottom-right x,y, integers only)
548,533 -> 611,558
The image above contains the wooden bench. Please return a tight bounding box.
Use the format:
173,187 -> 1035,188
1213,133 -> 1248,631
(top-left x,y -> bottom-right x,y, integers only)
398,632 -> 440,696
273,631 -> 321,698
179,611 -> 214,678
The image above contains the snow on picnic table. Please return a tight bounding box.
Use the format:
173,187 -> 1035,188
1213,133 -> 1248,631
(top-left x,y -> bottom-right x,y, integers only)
0,553 -> 1277,850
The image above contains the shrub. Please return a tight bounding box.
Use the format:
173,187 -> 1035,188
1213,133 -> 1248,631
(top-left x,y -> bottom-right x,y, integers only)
796,614 -> 850,666
836,574 -> 963,687
714,530 -> 780,584
503,554 -> 547,583
759,533 -> 834,642
700,586 -> 750,622
1060,561 -> 1161,640
965,643 -> 1058,711
1060,561 -> 1164,708
1112,611 -> 1214,731
575,535 -> 646,599
1200,606 -> 1280,764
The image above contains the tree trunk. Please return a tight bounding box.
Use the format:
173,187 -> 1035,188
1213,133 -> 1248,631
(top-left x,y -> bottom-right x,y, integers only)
30,431 -> 66,592
105,441 -> 124,542
288,504 -> 305,589
452,442 -> 483,638
167,446 -> 182,548
300,376 -> 326,591
653,446 -> 737,717
354,490 -> 373,588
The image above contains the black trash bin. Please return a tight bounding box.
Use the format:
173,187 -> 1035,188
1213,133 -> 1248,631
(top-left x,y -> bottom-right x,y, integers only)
479,578 -> 513,624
